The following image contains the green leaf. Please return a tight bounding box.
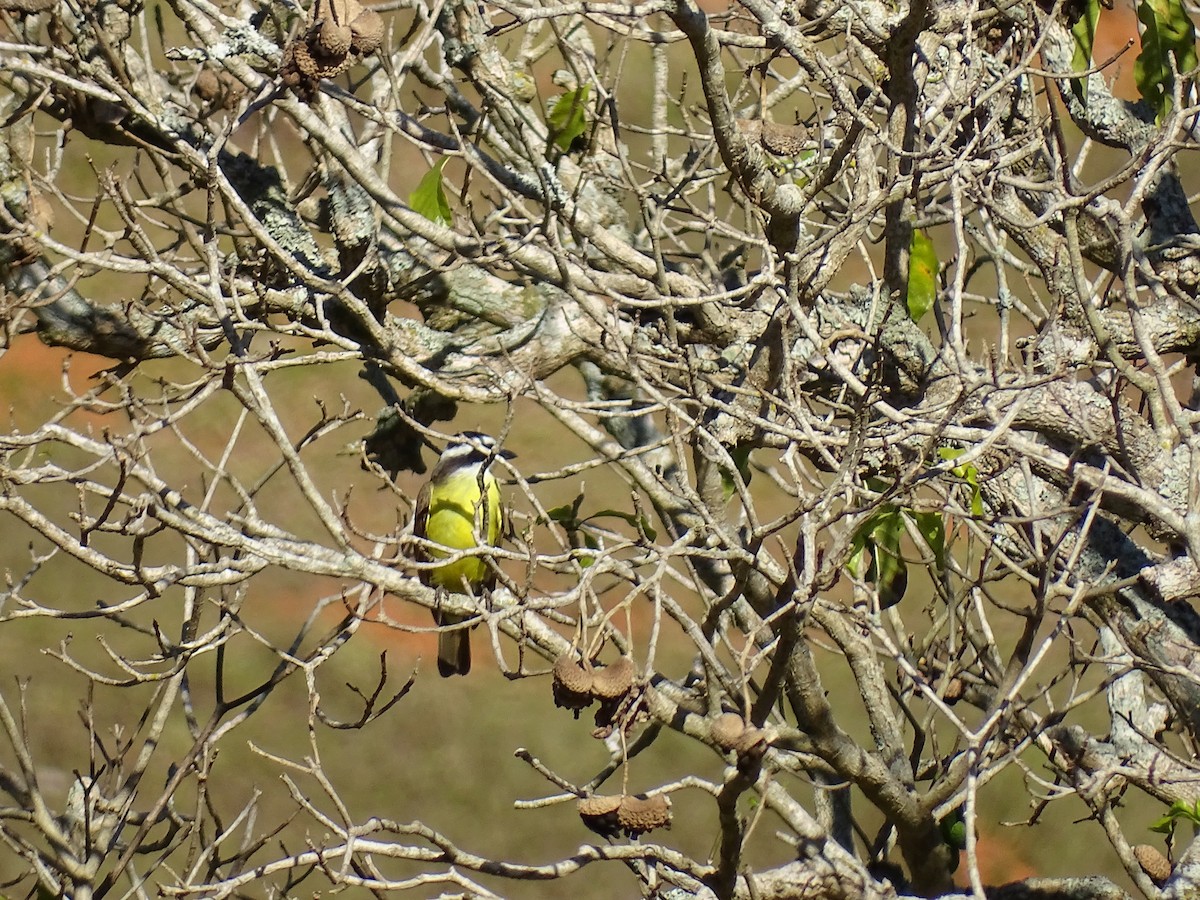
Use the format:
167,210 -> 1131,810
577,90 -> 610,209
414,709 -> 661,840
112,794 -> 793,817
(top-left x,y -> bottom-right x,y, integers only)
1135,0 -> 1198,121
1149,799 -> 1200,832
938,448 -> 984,517
847,509 -> 884,578
1070,0 -> 1103,102
848,507 -> 909,609
588,509 -> 658,542
547,505 -> 577,525
913,510 -> 947,570
940,809 -> 969,850
870,508 -> 908,609
963,464 -> 983,517
877,555 -> 908,609
547,85 -> 591,151
1150,814 -> 1177,833
547,493 -> 588,531
580,533 -> 599,567
721,443 -> 755,501
847,536 -> 871,579
409,158 -> 452,226
1174,799 -> 1200,822
907,230 -> 939,322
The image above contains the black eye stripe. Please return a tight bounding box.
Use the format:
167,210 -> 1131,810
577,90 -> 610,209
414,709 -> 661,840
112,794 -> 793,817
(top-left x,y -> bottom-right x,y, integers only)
453,431 -> 496,449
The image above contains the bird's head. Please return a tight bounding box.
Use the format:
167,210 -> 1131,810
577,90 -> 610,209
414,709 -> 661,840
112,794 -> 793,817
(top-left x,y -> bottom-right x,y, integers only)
440,432 -> 516,469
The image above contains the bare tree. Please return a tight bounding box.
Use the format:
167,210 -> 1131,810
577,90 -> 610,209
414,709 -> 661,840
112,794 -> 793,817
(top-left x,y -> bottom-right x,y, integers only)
2,0 -> 1200,895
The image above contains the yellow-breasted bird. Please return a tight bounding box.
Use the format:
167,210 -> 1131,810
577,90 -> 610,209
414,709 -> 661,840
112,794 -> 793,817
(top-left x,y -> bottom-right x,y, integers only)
412,432 -> 511,676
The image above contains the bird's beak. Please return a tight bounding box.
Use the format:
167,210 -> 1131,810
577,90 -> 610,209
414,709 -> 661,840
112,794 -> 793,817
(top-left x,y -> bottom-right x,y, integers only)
498,448 -> 517,460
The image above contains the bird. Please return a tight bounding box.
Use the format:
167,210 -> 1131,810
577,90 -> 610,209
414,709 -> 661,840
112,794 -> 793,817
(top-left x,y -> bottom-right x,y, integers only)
412,432 -> 511,676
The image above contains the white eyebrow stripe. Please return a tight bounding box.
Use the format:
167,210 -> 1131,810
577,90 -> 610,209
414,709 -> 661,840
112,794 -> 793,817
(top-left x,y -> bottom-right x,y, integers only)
439,444 -> 479,467
458,434 -> 496,450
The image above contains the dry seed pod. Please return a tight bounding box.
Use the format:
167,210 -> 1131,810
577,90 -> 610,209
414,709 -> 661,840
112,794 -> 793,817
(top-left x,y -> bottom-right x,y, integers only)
617,794 -> 672,836
317,13 -> 353,55
736,119 -> 811,156
734,726 -> 768,757
192,69 -> 246,112
348,8 -> 383,54
1133,844 -> 1171,885
711,713 -> 747,751
577,794 -> 623,839
279,0 -> 382,97
553,655 -> 593,692
944,676 -> 965,704
552,655 -> 594,715
591,656 -> 635,700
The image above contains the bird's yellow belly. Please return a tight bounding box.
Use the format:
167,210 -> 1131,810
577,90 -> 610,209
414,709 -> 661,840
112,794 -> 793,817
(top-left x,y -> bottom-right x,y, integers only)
423,472 -> 501,592
425,506 -> 490,591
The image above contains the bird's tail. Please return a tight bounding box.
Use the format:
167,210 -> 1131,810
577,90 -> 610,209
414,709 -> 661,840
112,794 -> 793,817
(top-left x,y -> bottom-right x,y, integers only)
437,628 -> 470,677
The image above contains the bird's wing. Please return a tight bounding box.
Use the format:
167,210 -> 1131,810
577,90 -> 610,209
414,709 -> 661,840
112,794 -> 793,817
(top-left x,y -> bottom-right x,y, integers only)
486,472 -> 504,592
412,477 -> 432,572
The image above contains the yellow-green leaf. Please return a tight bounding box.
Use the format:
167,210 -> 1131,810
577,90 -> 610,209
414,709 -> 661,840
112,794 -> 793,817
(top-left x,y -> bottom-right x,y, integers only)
580,534 -> 599,567
848,506 -> 909,609
1135,0 -> 1198,121
547,504 -> 578,526
409,159 -> 451,226
1070,0 -> 1102,102
1150,814 -> 1176,833
590,508 -> 657,542
1151,799 -> 1200,832
913,510 -> 946,570
869,509 -> 908,609
938,447 -> 983,517
547,85 -> 590,151
907,229 -> 939,322
940,808 -> 969,850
